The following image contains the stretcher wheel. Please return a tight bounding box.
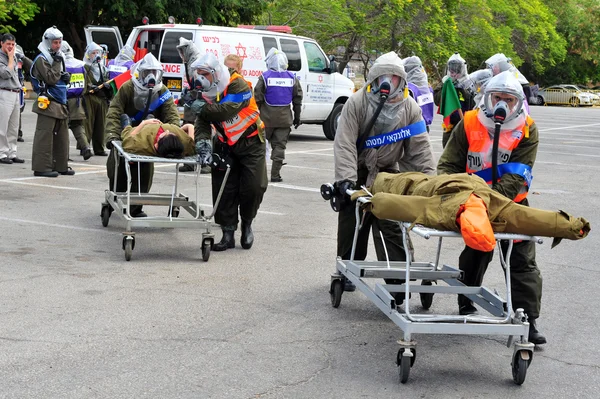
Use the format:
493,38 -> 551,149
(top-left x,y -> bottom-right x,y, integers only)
101,205 -> 111,227
169,206 -> 180,218
330,279 -> 343,308
123,236 -> 135,261
512,350 -> 530,385
420,280 -> 434,310
396,348 -> 415,384
202,241 -> 211,261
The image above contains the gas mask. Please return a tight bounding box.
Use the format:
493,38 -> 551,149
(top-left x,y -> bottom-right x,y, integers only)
373,74 -> 402,99
193,69 -> 216,92
141,69 -> 160,88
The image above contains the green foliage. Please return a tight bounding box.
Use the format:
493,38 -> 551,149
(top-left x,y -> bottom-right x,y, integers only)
0,0 -> 39,33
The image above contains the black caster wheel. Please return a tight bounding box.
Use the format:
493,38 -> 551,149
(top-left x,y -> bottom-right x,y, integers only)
396,348 -> 416,384
202,239 -> 212,261
169,206 -> 180,218
330,279 -> 343,308
101,205 -> 111,227
122,236 -> 135,261
512,350 -> 531,385
420,280 -> 434,310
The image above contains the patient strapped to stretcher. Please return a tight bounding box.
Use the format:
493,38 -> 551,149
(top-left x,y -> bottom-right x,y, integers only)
121,120 -> 196,158
352,172 -> 591,252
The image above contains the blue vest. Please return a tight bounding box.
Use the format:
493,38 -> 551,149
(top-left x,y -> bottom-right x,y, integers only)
107,59 -> 134,80
65,64 -> 85,98
263,70 -> 295,106
30,54 -> 67,105
407,82 -> 434,126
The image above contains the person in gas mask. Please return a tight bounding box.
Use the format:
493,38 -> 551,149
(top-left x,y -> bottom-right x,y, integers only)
254,48 -> 303,182
434,53 -> 475,147
401,56 -> 434,132
15,44 -> 33,143
190,52 -> 267,251
176,37 -> 210,174
83,42 -> 112,156
107,44 -> 135,80
30,26 -> 74,177
465,68 -> 493,106
437,71 -> 546,345
104,53 -> 180,218
60,41 -> 92,160
332,51 -> 435,294
485,53 -> 531,111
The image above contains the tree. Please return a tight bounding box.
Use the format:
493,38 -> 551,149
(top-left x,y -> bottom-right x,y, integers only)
0,0 -> 38,34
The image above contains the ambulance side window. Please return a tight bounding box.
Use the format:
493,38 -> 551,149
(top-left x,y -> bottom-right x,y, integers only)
160,31 -> 194,63
280,38 -> 301,72
90,31 -> 120,60
262,37 -> 278,55
303,42 -> 326,72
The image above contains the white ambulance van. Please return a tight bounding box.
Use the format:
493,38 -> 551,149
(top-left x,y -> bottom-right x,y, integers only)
84,22 -> 355,140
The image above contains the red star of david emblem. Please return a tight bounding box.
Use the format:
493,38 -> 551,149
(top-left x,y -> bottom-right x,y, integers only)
235,43 -> 247,59
318,75 -> 323,83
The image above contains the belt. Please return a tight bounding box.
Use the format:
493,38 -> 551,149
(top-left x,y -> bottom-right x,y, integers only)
0,88 -> 21,93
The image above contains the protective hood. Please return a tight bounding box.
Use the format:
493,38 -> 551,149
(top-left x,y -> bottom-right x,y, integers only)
60,40 -> 85,69
467,69 -> 493,104
38,26 -> 63,66
114,44 -> 135,66
402,56 -> 429,89
190,52 -> 230,102
177,38 -> 201,64
85,42 -> 107,82
446,52 -> 468,84
477,71 -> 527,132
265,48 -> 288,72
485,53 -> 529,84
131,53 -> 164,111
367,51 -> 407,100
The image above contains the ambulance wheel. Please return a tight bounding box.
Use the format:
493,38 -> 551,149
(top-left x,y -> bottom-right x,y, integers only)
512,350 -> 530,385
323,103 -> 344,140
396,348 -> 415,384
420,280 -> 434,310
202,240 -> 211,261
123,236 -> 135,261
330,279 -> 343,308
101,205 -> 111,227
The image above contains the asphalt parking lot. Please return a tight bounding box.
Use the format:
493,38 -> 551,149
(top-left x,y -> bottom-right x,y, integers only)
0,102 -> 598,398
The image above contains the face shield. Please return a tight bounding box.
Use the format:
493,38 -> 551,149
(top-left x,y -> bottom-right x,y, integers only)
373,75 -> 401,97
265,48 -> 288,72
85,43 -> 104,65
42,26 -> 63,53
132,53 -> 164,90
190,53 -> 229,100
402,56 -> 428,88
446,53 -> 467,82
480,71 -> 525,125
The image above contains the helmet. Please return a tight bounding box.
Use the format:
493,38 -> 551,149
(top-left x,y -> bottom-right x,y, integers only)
446,52 -> 467,82
60,41 -> 74,59
190,52 -> 229,99
132,53 -> 163,89
480,71 -> 525,124
265,48 -> 288,72
41,26 -> 63,54
85,42 -> 104,65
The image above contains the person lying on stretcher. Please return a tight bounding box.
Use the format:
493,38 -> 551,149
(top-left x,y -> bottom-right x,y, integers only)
350,171 -> 591,252
120,116 -> 196,158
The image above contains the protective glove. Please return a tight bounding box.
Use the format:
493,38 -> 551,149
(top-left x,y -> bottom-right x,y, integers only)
190,98 -> 206,115
90,84 -> 100,93
51,53 -> 63,63
329,179 -> 355,212
120,114 -> 132,129
60,71 -> 71,84
195,139 -> 213,166
336,179 -> 355,198
181,91 -> 195,107
293,118 -> 301,130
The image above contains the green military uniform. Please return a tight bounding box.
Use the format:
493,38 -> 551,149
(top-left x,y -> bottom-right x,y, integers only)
433,81 -> 475,148
31,56 -> 69,174
437,118 -> 543,319
254,73 -> 303,181
121,123 -> 195,156
67,97 -> 89,153
83,63 -> 111,155
195,75 -> 268,230
105,80 -> 180,213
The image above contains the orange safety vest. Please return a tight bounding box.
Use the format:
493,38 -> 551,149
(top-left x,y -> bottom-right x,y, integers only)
217,72 -> 261,146
463,110 -> 534,202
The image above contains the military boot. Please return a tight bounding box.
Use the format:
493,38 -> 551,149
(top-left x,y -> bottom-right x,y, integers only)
271,160 -> 283,183
458,294 -> 478,315
241,219 -> 254,249
528,318 -> 547,345
213,227 -> 235,251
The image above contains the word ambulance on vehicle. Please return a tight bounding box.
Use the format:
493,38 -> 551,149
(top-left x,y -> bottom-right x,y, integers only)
84,20 -> 356,139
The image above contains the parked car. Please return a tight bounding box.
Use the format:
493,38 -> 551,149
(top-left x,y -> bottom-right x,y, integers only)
537,84 -> 599,106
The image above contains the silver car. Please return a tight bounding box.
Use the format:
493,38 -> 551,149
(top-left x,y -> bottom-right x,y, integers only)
537,84 -> 599,106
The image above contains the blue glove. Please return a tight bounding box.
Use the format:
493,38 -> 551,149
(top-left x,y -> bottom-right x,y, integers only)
195,139 -> 212,166
190,98 -> 206,115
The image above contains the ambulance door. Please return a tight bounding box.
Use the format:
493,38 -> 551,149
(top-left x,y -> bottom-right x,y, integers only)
158,29 -> 194,104
83,26 -> 123,61
301,40 -> 334,121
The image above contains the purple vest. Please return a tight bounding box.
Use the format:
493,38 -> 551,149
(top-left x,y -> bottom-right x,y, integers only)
408,82 -> 434,126
107,59 -> 134,80
66,64 -> 85,98
263,70 -> 295,106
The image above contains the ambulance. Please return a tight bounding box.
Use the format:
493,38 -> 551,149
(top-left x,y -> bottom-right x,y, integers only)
84,19 -> 356,139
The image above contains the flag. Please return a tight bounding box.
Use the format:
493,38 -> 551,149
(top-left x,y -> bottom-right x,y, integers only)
109,70 -> 132,95
437,78 -> 462,127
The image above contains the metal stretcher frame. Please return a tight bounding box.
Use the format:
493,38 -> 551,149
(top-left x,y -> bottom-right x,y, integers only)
101,141 -> 230,261
329,194 -> 541,384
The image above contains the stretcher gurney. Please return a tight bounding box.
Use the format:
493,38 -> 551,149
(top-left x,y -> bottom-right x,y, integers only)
329,194 -> 540,385
101,141 -> 229,261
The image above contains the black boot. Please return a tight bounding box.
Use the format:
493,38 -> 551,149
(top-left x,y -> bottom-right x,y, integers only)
241,219 -> 254,249
213,229 -> 235,251
271,160 -> 283,182
458,295 -> 478,315
528,318 -> 547,345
